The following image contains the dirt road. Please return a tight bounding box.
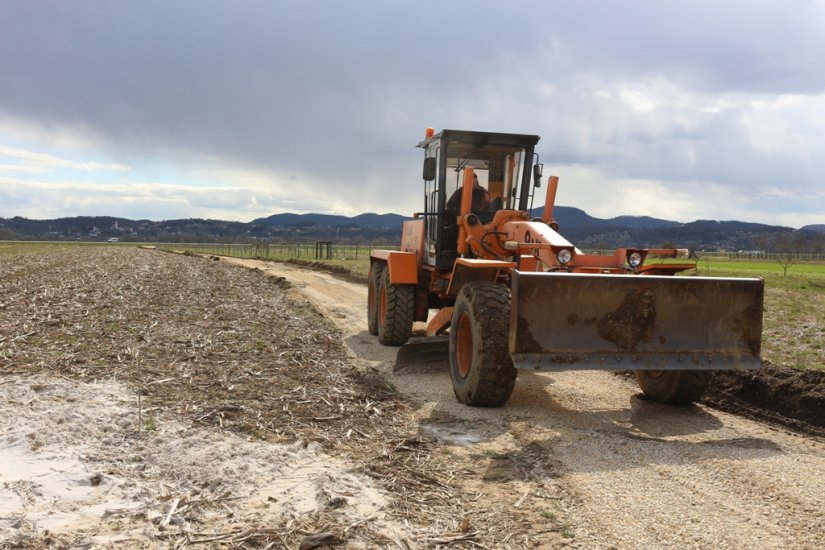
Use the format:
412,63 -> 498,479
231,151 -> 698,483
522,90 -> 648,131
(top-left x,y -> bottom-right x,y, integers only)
225,257 -> 825,550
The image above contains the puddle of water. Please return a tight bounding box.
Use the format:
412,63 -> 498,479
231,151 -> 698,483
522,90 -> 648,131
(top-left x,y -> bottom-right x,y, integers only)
420,424 -> 481,446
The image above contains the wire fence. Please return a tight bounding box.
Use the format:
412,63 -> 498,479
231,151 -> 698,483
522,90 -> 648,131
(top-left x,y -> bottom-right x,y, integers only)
155,242 -> 398,261
723,251 -> 825,261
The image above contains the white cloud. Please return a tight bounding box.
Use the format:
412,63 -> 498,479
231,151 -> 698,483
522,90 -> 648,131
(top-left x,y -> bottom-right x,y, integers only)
193,166 -> 368,217
0,163 -> 42,174
0,143 -> 130,173
0,169 -> 371,222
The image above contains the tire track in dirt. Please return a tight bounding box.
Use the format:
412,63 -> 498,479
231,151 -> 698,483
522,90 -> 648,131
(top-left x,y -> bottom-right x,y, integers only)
225,257 -> 825,549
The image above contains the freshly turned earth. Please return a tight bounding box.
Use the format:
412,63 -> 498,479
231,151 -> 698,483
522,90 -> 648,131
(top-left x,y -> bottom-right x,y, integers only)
702,362 -> 825,437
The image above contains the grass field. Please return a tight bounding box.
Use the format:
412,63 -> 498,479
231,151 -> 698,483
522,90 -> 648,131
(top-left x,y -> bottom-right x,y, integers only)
5,241 -> 823,371
699,259 -> 824,371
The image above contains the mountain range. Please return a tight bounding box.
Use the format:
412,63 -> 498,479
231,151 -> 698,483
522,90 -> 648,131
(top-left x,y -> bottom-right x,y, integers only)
251,208 -> 689,230
1,207 -> 823,252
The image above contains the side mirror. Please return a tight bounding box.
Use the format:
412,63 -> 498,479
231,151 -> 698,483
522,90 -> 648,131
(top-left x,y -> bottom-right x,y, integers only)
423,157 -> 437,181
533,163 -> 544,187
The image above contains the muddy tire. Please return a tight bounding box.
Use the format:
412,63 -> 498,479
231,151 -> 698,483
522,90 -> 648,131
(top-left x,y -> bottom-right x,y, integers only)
449,282 -> 517,407
367,263 -> 383,336
635,370 -> 712,405
377,266 -> 415,346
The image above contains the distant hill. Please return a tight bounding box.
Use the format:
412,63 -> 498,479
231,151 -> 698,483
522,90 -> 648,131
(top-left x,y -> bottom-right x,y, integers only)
1,208 -> 822,252
352,213 -> 412,228
534,206 -> 678,229
252,212 -> 410,228
618,219 -> 789,251
604,215 -> 679,230
253,206 -> 678,237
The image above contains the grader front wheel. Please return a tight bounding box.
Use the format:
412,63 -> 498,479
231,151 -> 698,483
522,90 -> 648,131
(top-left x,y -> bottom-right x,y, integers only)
449,282 -> 517,407
635,370 -> 712,405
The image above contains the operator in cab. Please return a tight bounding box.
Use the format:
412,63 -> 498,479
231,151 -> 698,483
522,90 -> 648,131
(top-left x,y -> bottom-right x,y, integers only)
445,173 -> 491,211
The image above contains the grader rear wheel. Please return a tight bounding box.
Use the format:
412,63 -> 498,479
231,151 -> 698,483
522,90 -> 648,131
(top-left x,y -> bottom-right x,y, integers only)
367,263 -> 383,336
635,370 -> 712,405
377,266 -> 415,346
449,282 -> 516,407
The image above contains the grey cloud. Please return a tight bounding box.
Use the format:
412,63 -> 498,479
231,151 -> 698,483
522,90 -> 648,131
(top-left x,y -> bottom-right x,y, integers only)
0,1 -> 823,224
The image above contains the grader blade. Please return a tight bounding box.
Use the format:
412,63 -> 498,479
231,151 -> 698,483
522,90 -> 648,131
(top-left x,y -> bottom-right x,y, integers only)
510,271 -> 763,371
393,335 -> 450,371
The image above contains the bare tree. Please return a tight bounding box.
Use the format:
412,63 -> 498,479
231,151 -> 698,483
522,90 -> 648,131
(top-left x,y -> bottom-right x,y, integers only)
773,231 -> 798,277
812,233 -> 825,256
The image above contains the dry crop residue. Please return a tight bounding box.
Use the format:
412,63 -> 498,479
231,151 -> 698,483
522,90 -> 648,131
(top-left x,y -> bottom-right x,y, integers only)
0,247 -> 574,549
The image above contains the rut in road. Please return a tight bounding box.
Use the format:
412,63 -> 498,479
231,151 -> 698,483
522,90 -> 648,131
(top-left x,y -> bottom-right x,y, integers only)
228,257 -> 825,550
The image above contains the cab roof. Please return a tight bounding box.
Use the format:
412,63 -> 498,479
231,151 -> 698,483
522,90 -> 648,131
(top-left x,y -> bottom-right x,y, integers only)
417,129 -> 540,149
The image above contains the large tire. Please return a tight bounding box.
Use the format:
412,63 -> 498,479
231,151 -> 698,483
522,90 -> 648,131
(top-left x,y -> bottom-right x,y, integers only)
377,266 -> 415,346
367,263 -> 383,336
449,282 -> 517,407
635,370 -> 712,405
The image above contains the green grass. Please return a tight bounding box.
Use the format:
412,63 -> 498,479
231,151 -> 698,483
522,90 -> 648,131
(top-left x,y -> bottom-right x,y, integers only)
560,528 -> 575,539
696,257 -> 825,279
690,258 -> 824,370
144,415 -> 157,432
316,257 -> 372,278
761,285 -> 824,370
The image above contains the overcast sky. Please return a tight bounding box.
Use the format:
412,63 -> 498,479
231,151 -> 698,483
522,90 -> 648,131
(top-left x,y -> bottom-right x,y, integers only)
1,1 -> 824,227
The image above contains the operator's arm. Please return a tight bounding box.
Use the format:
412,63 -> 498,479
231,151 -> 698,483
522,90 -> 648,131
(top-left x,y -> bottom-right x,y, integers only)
446,188 -> 461,210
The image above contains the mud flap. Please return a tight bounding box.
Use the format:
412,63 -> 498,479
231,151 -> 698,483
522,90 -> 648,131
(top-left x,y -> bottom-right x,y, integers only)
510,271 -> 763,371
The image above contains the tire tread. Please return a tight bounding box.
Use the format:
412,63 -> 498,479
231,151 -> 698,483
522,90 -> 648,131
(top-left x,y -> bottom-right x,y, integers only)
378,269 -> 415,346
450,282 -> 517,406
367,263 -> 383,336
636,370 -> 712,405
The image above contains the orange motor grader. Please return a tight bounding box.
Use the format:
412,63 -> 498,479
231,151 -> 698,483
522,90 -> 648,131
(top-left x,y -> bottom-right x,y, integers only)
368,128 -> 764,407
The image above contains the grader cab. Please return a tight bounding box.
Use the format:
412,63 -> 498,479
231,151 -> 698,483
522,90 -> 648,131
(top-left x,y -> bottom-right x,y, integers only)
368,128 -> 764,407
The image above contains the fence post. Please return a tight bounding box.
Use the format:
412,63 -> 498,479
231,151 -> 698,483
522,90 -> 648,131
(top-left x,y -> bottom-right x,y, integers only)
314,241 -> 333,259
